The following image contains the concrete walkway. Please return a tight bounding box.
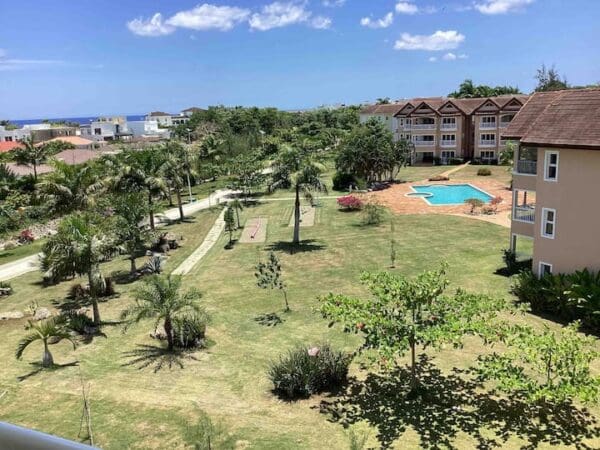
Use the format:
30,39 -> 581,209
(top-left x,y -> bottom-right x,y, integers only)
0,189 -> 238,282
440,162 -> 470,178
172,208 -> 226,276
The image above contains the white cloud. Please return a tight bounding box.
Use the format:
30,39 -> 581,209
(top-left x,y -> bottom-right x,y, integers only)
395,1 -> 419,15
0,50 -> 64,71
474,0 -> 534,15
249,1 -> 329,31
127,13 -> 175,37
311,16 -> 332,29
443,52 -> 457,60
322,0 -> 345,6
394,30 -> 465,51
428,56 -> 438,62
360,12 -> 394,29
166,4 -> 250,31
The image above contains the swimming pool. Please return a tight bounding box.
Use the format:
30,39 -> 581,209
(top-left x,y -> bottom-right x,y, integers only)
409,184 -> 494,206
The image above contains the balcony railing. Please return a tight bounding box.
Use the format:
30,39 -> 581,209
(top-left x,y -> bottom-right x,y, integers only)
403,124 -> 412,130
479,139 -> 496,147
514,206 -> 535,223
480,122 -> 497,129
516,160 -> 537,175
440,123 -> 457,130
499,121 -> 511,128
412,123 -> 436,130
413,140 -> 435,147
440,140 -> 456,147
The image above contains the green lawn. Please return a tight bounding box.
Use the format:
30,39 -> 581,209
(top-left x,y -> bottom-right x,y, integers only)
0,238 -> 45,265
0,199 -> 598,449
450,164 -> 513,185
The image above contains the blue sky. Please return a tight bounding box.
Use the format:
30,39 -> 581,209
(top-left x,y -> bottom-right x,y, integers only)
1,0 -> 599,119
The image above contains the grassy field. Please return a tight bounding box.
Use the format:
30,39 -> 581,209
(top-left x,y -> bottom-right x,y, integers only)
450,164 -> 513,185
0,238 -> 46,265
0,190 -> 598,448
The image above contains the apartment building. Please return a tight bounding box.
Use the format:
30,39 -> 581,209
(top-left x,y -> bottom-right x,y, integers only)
503,89 -> 600,276
359,95 -> 528,164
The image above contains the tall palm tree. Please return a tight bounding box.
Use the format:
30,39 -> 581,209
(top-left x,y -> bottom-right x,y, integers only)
37,160 -> 97,214
270,142 -> 327,244
98,149 -> 168,230
11,137 -> 52,182
16,318 -> 76,368
121,275 -> 202,351
41,213 -> 119,324
230,199 -> 244,228
162,143 -> 194,222
112,192 -> 151,275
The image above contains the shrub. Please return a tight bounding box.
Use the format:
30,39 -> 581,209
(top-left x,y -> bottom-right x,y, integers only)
361,202 -> 385,226
465,198 -> 484,214
337,195 -> 363,211
268,343 -> 351,399
332,172 -> 357,191
172,310 -> 210,349
477,168 -> 492,176
18,229 -> 35,244
143,255 -> 164,274
0,281 -> 13,297
428,175 -> 449,182
68,283 -> 89,300
63,311 -> 95,334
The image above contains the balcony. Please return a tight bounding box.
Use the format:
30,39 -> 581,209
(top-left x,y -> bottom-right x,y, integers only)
413,140 -> 435,147
441,123 -> 457,130
479,139 -> 496,147
403,124 -> 412,131
480,122 -> 497,130
516,160 -> 537,175
440,140 -> 456,147
499,121 -> 511,128
514,205 -> 535,223
412,123 -> 436,130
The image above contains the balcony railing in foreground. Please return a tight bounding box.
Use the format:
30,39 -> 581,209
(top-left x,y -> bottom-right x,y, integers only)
0,422 -> 96,449
516,160 -> 537,175
513,206 -> 536,223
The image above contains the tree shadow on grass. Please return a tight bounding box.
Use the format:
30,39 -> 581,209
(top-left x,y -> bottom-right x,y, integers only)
17,361 -> 79,382
121,344 -> 200,373
254,312 -> 284,327
265,239 -> 326,254
319,356 -> 600,449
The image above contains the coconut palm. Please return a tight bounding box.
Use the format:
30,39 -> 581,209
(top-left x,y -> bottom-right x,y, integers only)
37,160 -> 97,214
270,142 -> 327,244
121,275 -> 202,351
112,193 -> 151,275
11,137 -> 71,182
15,318 -> 76,368
162,143 -> 194,222
41,213 -> 120,324
230,199 -> 244,228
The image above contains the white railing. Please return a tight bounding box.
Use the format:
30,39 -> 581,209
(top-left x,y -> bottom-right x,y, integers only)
403,124 -> 412,130
480,122 -> 497,129
516,160 -> 537,175
412,123 -> 436,130
413,140 -> 435,147
499,121 -> 511,128
441,123 -> 457,130
514,206 -> 535,223
440,140 -> 456,147
479,139 -> 496,147
0,422 -> 95,450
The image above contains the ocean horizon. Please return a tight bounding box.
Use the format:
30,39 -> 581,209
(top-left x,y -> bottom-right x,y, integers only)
12,115 -> 146,127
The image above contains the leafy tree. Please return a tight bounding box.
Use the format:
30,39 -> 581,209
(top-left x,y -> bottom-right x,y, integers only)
477,322 -> 600,405
376,97 -> 391,105
230,152 -> 265,199
449,79 -> 522,98
15,317 -> 76,368
0,163 -> 17,200
111,193 -> 152,274
121,275 -> 202,351
465,198 -> 485,214
535,64 -> 569,92
38,160 -> 97,214
41,212 -> 119,324
389,220 -> 397,268
337,119 -> 409,184
224,206 -> 236,246
255,251 -> 289,312
229,199 -> 243,228
270,142 -> 326,244
10,137 -> 65,181
320,266 -> 510,393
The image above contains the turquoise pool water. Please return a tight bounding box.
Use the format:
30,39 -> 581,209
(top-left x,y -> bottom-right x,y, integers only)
411,184 -> 493,205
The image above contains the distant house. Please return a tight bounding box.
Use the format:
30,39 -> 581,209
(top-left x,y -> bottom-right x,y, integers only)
145,111 -> 190,127
6,148 -> 116,177
181,107 -> 205,117
0,141 -> 24,153
503,88 -> 600,276
37,136 -> 99,150
82,116 -> 133,141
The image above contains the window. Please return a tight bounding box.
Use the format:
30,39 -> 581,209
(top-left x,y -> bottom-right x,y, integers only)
480,133 -> 496,146
441,151 -> 455,159
442,117 -> 456,124
541,208 -> 556,239
544,150 -> 559,181
94,128 -> 102,135
481,151 -> 495,159
539,262 -> 553,277
441,134 -> 456,142
481,116 -> 497,128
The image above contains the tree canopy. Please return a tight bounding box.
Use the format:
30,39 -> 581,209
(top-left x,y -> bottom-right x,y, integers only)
449,79 -> 522,98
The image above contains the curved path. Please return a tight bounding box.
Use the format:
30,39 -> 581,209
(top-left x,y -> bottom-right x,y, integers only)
0,189 -> 238,282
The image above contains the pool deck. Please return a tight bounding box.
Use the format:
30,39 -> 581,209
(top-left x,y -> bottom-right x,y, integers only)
368,177 -> 513,228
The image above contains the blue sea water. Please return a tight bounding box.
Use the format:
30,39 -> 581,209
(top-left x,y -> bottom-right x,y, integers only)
412,184 -> 493,206
11,115 -> 145,127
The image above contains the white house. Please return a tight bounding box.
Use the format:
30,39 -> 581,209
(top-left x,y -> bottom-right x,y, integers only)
128,120 -> 170,139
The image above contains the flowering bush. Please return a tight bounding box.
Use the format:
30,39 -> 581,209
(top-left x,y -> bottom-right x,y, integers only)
337,195 -> 363,211
18,229 -> 35,244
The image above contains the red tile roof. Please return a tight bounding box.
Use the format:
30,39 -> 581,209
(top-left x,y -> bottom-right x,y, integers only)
0,141 -> 24,153
502,89 -> 600,149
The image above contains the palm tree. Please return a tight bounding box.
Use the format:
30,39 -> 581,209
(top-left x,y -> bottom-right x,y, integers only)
230,199 -> 244,228
41,213 -> 119,324
11,137 -> 50,182
270,142 -> 327,244
98,149 -> 168,230
38,160 -> 97,214
162,143 -> 193,222
112,193 -> 151,275
121,275 -> 202,351
16,318 -> 76,368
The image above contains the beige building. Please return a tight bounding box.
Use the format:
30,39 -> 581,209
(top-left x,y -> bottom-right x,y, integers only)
359,95 -> 528,164
504,88 -> 600,276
